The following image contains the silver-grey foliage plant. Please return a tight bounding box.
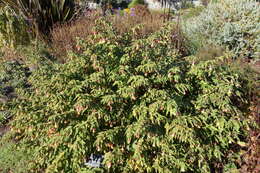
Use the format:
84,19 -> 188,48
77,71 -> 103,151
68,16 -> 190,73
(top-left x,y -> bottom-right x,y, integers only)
183,0 -> 260,60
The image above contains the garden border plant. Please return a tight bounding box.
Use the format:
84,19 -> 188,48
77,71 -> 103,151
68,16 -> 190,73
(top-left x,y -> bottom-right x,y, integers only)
2,19 -> 255,172
183,0 -> 260,61
0,0 -> 259,172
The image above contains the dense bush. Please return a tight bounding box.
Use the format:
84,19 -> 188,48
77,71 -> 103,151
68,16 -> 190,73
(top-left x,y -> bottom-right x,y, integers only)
5,20 -> 252,172
184,0 -> 260,60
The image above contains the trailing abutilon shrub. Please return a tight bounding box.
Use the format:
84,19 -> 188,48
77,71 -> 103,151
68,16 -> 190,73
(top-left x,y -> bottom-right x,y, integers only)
8,20 -> 252,172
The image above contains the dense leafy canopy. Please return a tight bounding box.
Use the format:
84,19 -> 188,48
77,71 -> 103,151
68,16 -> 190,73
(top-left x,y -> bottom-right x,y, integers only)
0,0 -> 259,172
6,20 -> 252,172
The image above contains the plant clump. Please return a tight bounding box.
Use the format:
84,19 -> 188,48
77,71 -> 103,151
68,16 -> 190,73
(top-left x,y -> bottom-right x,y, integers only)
2,0 -> 77,37
184,0 -> 260,61
7,20 -> 253,172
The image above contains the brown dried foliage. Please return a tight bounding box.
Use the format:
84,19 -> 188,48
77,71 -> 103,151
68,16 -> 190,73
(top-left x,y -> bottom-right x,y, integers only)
0,47 -> 24,62
240,85 -> 260,173
51,10 -> 100,63
51,7 -> 165,63
111,6 -> 164,37
131,4 -> 151,17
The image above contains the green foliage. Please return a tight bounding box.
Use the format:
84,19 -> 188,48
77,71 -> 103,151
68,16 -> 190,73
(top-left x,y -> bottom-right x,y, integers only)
1,0 -> 77,36
179,0 -> 194,9
180,6 -> 205,20
19,41 -> 56,70
0,111 -> 11,125
0,136 -> 32,173
0,60 -> 30,100
5,20 -> 252,172
0,5 -> 30,48
0,60 -> 30,127
183,0 -> 260,60
128,0 -> 145,8
195,44 -> 225,61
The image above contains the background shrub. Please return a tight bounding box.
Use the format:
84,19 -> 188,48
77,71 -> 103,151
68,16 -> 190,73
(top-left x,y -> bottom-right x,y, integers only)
0,5 -> 31,48
128,4 -> 151,17
6,20 -> 252,172
128,0 -> 146,8
111,9 -> 164,39
51,11 -> 99,62
51,10 -> 164,62
2,0 -> 78,37
128,0 -> 145,8
183,0 -> 260,60
179,6 -> 204,20
179,0 -> 195,9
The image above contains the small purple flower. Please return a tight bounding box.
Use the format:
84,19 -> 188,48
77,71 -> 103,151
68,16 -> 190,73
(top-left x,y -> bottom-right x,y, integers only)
117,7 -> 121,16
130,8 -> 135,16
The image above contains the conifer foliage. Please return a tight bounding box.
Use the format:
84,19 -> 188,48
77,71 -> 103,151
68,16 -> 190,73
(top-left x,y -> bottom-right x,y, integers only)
10,20 -> 251,172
